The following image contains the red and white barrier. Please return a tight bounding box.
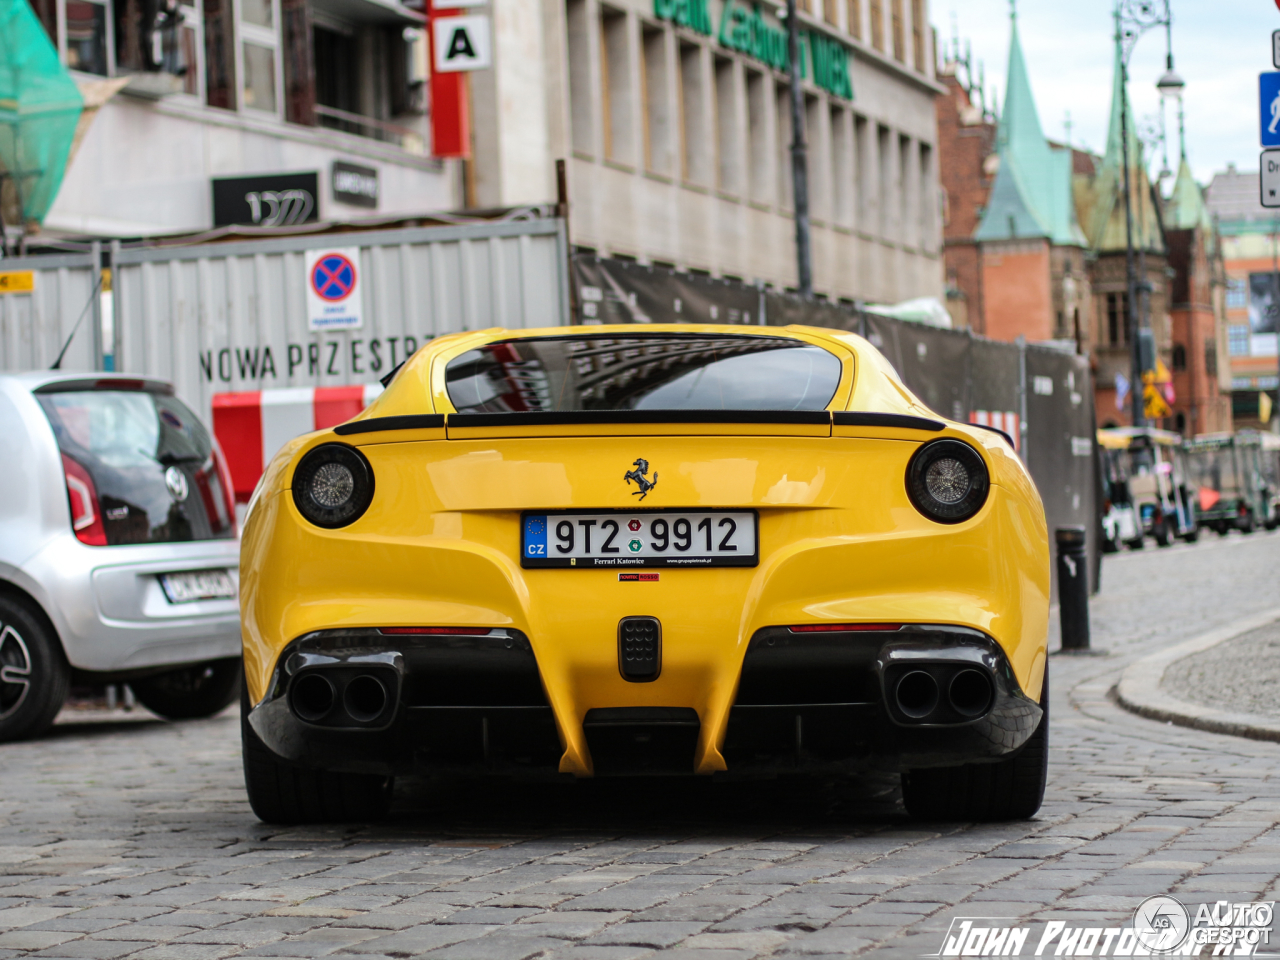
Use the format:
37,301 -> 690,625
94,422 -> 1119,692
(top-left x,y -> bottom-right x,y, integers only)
213,384 -> 383,501
969,410 -> 1020,451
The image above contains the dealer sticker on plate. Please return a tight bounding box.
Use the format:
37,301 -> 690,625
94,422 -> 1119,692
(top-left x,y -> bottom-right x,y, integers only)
159,569 -> 237,604
522,511 -> 758,568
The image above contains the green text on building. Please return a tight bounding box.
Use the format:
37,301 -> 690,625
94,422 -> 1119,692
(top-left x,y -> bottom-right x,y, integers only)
716,0 -> 853,100
653,0 -> 713,35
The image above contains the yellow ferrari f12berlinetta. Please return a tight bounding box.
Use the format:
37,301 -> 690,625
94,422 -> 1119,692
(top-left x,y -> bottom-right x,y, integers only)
239,325 -> 1050,823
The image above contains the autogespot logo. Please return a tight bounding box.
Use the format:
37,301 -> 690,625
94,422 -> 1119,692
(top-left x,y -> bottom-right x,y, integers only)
1133,896 -> 1190,952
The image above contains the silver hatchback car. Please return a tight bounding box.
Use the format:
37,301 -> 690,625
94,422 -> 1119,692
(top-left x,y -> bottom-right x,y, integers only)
0,372 -> 242,741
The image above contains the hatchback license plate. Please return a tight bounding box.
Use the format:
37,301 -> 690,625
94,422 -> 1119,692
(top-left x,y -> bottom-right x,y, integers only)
159,570 -> 237,603
522,511 -> 758,568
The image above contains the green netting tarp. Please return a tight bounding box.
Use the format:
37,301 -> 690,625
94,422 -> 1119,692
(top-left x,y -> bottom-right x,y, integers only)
0,0 -> 83,226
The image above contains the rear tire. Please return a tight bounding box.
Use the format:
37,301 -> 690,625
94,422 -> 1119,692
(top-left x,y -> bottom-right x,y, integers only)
1240,511 -> 1257,534
901,666 -> 1049,822
0,595 -> 69,743
1154,518 -> 1173,547
1181,526 -> 1200,544
130,658 -> 241,720
241,678 -> 393,824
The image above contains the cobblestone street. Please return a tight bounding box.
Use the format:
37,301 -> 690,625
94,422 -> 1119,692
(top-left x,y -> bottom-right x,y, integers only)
3,533 -> 1280,960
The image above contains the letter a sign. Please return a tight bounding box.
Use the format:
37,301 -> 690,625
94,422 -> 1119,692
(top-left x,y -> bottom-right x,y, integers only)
434,15 -> 491,72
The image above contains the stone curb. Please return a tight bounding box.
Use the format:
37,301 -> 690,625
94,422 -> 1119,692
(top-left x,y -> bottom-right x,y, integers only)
1114,604 -> 1280,743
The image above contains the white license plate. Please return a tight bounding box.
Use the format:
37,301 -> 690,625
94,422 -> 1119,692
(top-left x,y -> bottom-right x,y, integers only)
522,511 -> 758,568
159,569 -> 237,604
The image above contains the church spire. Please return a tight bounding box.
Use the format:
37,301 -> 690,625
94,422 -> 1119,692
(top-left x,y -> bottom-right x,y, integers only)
974,3 -> 1084,246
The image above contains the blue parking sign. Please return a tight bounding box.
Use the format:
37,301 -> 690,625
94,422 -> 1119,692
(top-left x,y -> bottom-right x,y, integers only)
1262,73 -> 1280,146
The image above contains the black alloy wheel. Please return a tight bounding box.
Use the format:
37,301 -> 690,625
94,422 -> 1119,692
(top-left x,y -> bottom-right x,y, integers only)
0,595 -> 70,743
130,659 -> 241,720
900,664 -> 1049,822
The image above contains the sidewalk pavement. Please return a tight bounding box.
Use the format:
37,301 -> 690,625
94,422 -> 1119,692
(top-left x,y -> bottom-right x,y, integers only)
1115,604 -> 1280,742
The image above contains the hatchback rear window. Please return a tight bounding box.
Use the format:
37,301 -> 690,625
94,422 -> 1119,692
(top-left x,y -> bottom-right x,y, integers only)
38,388 -> 235,545
445,334 -> 843,413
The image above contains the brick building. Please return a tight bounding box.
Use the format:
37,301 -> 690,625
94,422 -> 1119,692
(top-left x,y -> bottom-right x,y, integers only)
936,12 -> 1230,435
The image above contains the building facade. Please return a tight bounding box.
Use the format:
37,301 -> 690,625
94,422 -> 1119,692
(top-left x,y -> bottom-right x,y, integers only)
1205,166 -> 1280,431
935,14 -> 1230,436
28,0 -> 452,238
470,0 -> 945,300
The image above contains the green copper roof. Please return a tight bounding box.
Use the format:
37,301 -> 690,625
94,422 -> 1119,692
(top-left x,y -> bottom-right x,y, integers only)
975,11 -> 1085,246
1081,29 -> 1164,253
1166,155 -> 1210,232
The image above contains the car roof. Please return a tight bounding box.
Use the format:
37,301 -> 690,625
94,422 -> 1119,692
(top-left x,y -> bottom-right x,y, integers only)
0,370 -> 174,392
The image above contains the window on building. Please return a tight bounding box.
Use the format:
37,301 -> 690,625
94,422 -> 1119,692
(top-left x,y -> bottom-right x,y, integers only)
918,141 -> 933,247
829,106 -> 852,227
776,85 -> 793,211
1106,292 -> 1129,346
910,0 -> 924,68
890,0 -> 904,61
1205,339 -> 1218,376
567,0 -> 594,154
641,25 -> 672,175
239,0 -> 278,113
846,0 -> 861,39
898,132 -> 911,243
805,94 -> 823,215
1226,277 -> 1247,309
1228,324 -> 1250,356
600,7 -> 632,163
204,0 -> 235,109
67,0 -> 111,75
824,0 -> 839,27
1172,343 -> 1187,371
679,41 -> 710,184
878,123 -> 891,239
746,69 -> 769,202
714,56 -> 740,193
853,113 -> 867,230
869,0 -> 883,51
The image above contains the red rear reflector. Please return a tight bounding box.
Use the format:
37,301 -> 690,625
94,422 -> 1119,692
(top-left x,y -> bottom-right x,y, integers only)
788,623 -> 901,633
378,627 -> 493,635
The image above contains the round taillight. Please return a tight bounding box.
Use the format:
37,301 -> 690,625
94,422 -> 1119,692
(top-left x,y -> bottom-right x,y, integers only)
906,439 -> 989,524
292,444 -> 375,528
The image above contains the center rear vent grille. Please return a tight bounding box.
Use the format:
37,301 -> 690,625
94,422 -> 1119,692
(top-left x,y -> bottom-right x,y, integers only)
618,616 -> 661,682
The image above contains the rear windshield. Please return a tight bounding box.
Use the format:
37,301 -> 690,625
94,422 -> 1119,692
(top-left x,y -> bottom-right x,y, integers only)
38,389 -> 235,545
444,334 -> 843,413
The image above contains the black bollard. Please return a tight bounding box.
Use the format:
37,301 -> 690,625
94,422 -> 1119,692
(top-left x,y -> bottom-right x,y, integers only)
1056,526 -> 1090,651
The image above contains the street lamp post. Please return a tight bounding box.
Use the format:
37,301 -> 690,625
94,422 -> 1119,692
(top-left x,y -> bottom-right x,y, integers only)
785,0 -> 812,299
1116,0 -> 1174,428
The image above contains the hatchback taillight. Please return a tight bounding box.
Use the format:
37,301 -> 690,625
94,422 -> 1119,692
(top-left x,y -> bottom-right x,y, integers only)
61,454 -> 107,546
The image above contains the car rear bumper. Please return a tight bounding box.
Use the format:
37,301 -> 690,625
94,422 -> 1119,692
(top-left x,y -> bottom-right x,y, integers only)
247,625 -> 1043,778
18,534 -> 242,673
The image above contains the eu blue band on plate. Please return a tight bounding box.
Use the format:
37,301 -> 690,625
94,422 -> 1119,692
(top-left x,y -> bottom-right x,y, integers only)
525,516 -> 548,558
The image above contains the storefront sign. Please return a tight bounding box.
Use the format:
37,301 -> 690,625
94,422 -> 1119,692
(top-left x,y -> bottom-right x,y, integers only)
434,15 -> 491,72
332,161 -> 379,209
715,0 -> 853,100
653,0 -> 712,36
212,172 -> 319,228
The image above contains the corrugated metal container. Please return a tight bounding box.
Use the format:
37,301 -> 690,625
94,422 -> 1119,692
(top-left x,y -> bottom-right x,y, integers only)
111,219 -> 570,421
0,248 -> 102,374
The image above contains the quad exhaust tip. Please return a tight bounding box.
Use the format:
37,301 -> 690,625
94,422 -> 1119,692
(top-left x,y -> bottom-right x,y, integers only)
892,667 -> 994,724
289,670 -> 393,726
